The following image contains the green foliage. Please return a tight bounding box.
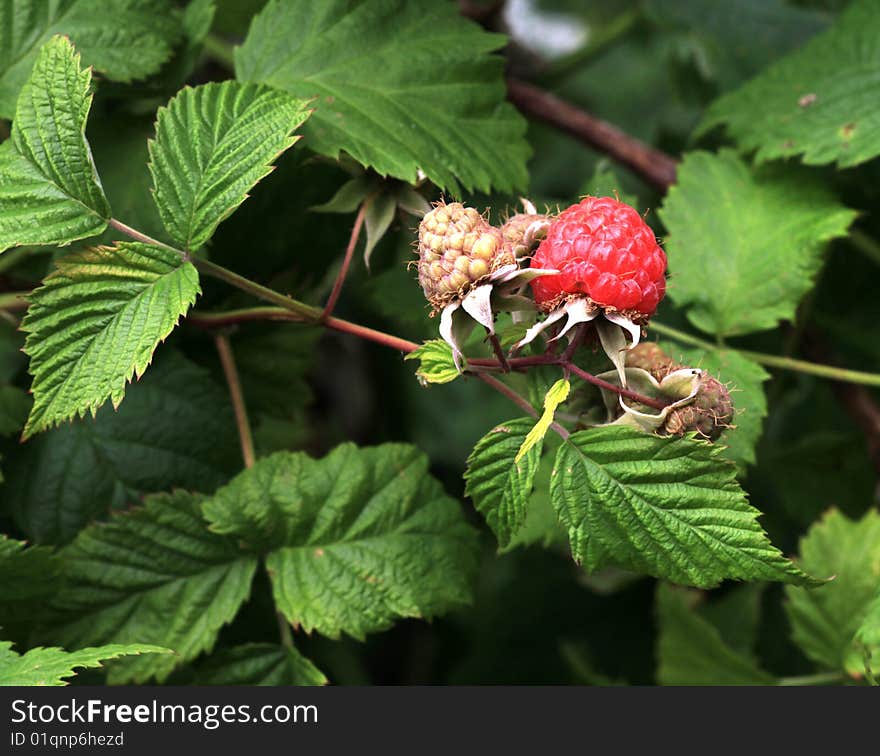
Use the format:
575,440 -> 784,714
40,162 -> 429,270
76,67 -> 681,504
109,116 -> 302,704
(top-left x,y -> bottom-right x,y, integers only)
701,0 -> 880,167
0,36 -> 109,253
3,351 -> 239,544
645,0 -> 827,91
0,0 -> 181,119
1,1 -> 878,689
551,427 -> 817,588
203,444 -> 479,640
21,242 -> 199,436
235,0 -> 529,194
465,417 -> 543,548
149,81 -> 311,250
45,491 -> 258,684
0,641 -> 169,686
655,583 -> 774,685
659,150 -> 856,336
194,643 -> 326,686
406,340 -> 461,385
785,509 -> 880,678
0,536 -> 61,623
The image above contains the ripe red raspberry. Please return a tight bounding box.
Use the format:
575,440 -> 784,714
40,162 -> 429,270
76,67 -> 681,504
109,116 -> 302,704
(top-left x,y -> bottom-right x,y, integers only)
530,196 -> 666,319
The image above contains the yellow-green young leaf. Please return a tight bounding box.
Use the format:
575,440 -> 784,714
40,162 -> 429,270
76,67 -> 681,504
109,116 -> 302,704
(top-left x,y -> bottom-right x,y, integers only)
516,379 -> 569,463
235,0 -> 529,195
44,491 -> 258,684
0,1 -> 181,119
551,426 -> 819,588
655,584 -> 774,685
405,340 -> 460,385
203,444 -> 479,641
149,81 -> 311,251
0,36 -> 110,254
21,242 -> 199,437
700,0 -> 880,168
464,418 -> 543,548
194,643 -> 327,686
786,509 -> 880,678
659,150 -> 856,337
0,641 -> 170,686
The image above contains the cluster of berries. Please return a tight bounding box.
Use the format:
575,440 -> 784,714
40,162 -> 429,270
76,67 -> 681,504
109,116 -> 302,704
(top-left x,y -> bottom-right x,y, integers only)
414,195 -> 732,442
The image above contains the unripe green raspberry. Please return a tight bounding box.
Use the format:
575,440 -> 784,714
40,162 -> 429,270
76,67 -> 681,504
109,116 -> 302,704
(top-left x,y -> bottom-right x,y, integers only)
417,201 -> 511,310
664,374 -> 734,441
500,212 -> 551,258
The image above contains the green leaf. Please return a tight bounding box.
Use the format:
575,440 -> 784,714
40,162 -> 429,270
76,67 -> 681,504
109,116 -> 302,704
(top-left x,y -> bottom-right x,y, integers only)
655,583 -> 775,685
232,323 -> 316,415
645,0 -> 827,92
235,0 -> 529,195
668,345 -> 769,466
0,536 -> 61,625
4,350 -> 240,545
580,162 -> 637,208
659,150 -> 856,336
363,192 -> 397,269
45,490 -> 258,684
311,176 -> 372,214
465,418 -> 543,548
0,1 -> 181,119
149,80 -> 311,251
516,379 -> 569,463
203,444 -> 479,640
0,36 -> 110,254
0,641 -> 169,686
551,426 -> 818,588
700,0 -> 880,168
786,509 -> 880,678
405,340 -> 460,385
194,643 -> 327,686
21,241 -> 199,437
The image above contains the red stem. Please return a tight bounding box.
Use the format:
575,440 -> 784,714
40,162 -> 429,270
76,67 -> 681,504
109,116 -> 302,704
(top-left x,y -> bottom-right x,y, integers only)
566,362 -> 667,411
322,200 -> 368,320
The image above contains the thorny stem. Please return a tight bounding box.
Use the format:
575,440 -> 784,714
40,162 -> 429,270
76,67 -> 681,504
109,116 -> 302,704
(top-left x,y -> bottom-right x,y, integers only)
213,333 -> 256,469
651,321 -> 880,388
108,218 -> 180,252
322,200 -> 368,320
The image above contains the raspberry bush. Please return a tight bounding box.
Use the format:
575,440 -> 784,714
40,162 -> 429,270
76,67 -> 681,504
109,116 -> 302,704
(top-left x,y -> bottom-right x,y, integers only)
0,0 -> 878,688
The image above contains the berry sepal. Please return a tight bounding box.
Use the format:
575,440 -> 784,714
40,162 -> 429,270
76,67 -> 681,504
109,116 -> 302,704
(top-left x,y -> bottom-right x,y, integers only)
438,264 -> 559,369
596,366 -> 703,432
511,298 -> 645,385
